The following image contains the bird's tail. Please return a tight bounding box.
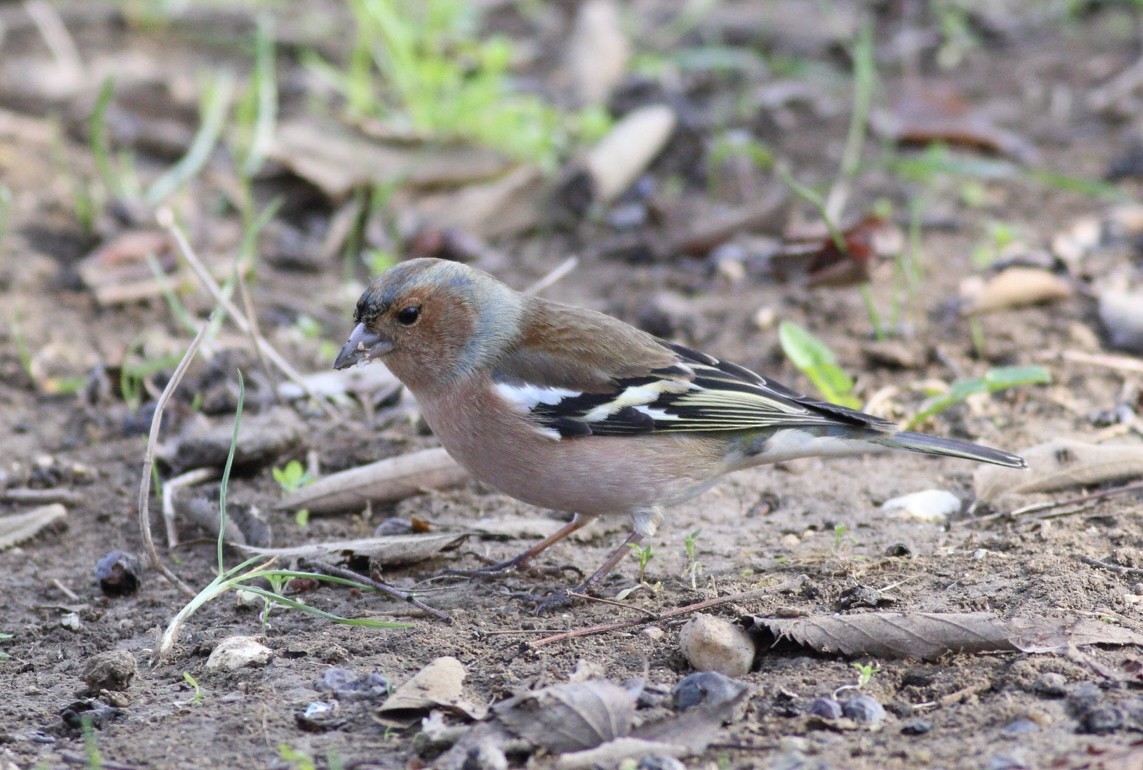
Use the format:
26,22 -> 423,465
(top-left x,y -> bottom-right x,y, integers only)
877,430 -> 1026,469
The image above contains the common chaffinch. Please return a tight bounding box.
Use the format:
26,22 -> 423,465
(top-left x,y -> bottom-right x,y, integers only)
335,258 -> 1025,599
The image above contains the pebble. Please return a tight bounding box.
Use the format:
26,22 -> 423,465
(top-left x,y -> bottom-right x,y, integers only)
1080,706 -> 1124,735
206,636 -> 272,672
1002,718 -> 1040,736
988,754 -> 1030,770
678,614 -> 755,678
842,695 -> 886,725
900,718 -> 932,735
809,697 -> 842,719
95,550 -> 142,597
316,668 -> 390,701
1066,682 -> 1102,716
83,650 -> 138,693
641,625 -> 665,641
671,671 -> 748,712
881,489 -> 961,523
637,756 -> 685,770
1032,672 -> 1067,698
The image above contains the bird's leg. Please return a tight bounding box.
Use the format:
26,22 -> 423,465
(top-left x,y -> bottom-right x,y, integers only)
442,513 -> 591,577
575,531 -> 643,593
525,531 -> 644,613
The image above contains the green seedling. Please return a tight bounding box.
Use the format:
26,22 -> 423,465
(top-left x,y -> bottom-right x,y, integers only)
905,365 -> 1051,430
970,220 -> 1021,269
82,715 -> 103,770
145,70 -> 234,206
627,542 -> 656,583
778,321 -> 861,410
272,460 -> 313,493
157,372 -> 407,661
308,0 -> 568,165
278,745 -> 316,770
0,632 -> 12,661
853,660 -> 880,688
181,671 -> 205,705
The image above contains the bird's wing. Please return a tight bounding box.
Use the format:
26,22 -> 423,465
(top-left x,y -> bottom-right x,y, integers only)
491,338 -> 895,439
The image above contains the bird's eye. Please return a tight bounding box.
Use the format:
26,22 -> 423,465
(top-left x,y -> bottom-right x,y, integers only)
396,305 -> 421,326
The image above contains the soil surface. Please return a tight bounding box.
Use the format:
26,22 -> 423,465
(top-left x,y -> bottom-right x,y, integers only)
3,3 -> 1143,769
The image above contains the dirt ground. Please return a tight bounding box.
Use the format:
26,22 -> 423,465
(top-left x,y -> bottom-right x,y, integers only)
4,2 -> 1143,769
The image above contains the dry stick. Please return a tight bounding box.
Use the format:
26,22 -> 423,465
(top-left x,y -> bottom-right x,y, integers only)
157,208 -> 337,419
523,256 -> 578,296
966,481 -> 1143,527
1078,555 -> 1143,578
307,559 -> 451,623
1057,349 -> 1143,375
529,585 -> 781,649
23,0 -> 84,81
137,322 -> 212,598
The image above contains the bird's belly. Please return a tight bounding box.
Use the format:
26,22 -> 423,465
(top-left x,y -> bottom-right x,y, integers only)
420,395 -> 723,517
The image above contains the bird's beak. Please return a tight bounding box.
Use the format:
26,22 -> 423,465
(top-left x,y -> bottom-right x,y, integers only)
333,323 -> 393,370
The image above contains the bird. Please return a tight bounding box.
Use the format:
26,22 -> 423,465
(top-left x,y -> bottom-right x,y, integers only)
334,258 -> 1025,603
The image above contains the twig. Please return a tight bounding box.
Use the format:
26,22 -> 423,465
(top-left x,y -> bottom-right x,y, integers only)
23,0 -> 84,81
1079,555 -> 1143,578
52,578 -> 80,602
161,467 -> 219,549
965,481 -> 1143,527
307,559 -> 451,623
157,208 -> 337,418
523,256 -> 578,296
565,590 -> 660,620
0,488 -> 82,505
529,585 -> 782,649
137,322 -> 211,598
1056,350 -> 1143,375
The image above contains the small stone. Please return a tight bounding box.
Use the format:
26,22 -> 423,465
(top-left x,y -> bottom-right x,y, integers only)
884,543 -> 912,557
95,550 -> 142,597
753,306 -> 777,331
678,614 -> 755,678
671,671 -> 748,712
1033,672 -> 1067,698
988,754 -> 1029,770
900,718 -> 932,735
881,489 -> 961,523
59,612 -> 81,631
1067,682 -> 1102,716
83,651 -> 138,693
1002,719 -> 1040,736
206,636 -> 272,672
296,700 -> 344,732
637,756 -> 685,770
842,695 -> 886,725
641,625 -> 665,641
809,697 -> 842,719
778,736 -> 809,753
1080,706 -> 1124,735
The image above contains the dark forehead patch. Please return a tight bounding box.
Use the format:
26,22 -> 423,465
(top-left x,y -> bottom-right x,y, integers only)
355,260 -> 471,321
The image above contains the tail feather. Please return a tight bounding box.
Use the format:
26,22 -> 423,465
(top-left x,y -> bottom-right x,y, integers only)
879,430 -> 1026,469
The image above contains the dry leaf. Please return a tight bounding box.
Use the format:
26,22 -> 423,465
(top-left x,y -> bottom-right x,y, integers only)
279,447 -> 468,514
235,533 -> 464,567
748,612 -> 1017,660
1009,617 -> 1143,654
974,440 -> 1143,502
1099,289 -> 1143,355
411,163 -> 545,239
270,119 -> 511,199
377,656 -> 485,727
962,267 -> 1072,315
167,407 -> 305,471
0,504 -> 67,550
493,680 -> 636,754
566,0 -> 629,107
584,104 -> 676,204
